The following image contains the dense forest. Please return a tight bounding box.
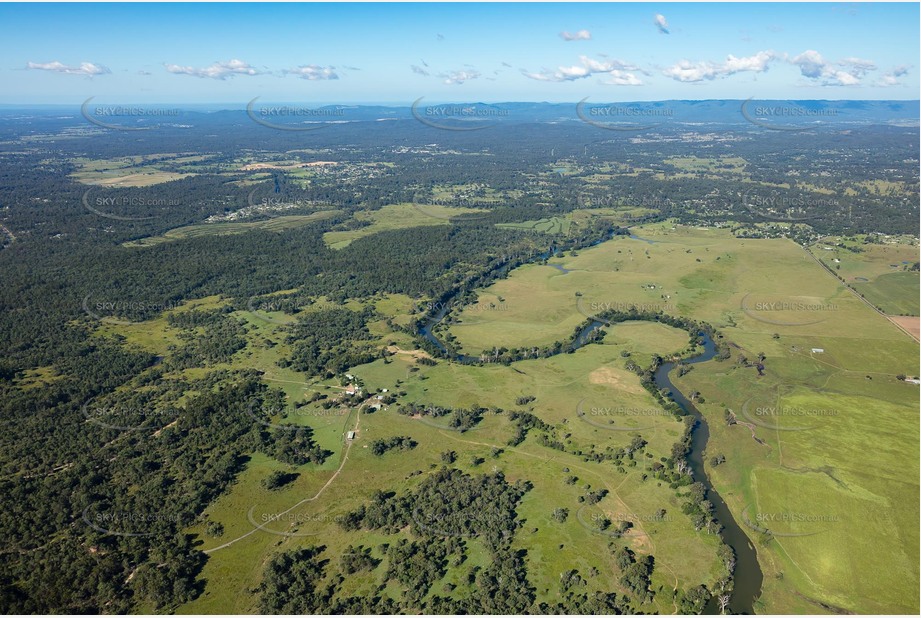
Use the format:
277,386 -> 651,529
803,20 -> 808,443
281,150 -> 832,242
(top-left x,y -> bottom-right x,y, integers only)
0,370 -> 332,611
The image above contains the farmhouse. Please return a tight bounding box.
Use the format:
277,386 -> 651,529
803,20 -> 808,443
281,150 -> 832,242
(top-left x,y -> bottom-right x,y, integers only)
346,431 -> 356,441
811,348 -> 825,354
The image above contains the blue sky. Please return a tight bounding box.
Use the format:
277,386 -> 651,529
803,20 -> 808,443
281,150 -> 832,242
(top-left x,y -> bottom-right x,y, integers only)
0,2 -> 917,104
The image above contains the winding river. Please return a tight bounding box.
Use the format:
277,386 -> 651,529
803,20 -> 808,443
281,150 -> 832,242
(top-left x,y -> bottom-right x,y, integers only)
417,234 -> 762,613
655,333 -> 763,614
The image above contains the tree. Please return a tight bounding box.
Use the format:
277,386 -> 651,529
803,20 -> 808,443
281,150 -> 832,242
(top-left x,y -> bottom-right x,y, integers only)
262,470 -> 299,490
258,546 -> 328,613
677,584 -> 711,614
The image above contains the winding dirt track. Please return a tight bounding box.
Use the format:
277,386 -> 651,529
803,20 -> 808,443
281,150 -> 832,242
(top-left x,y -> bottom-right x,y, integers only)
204,409 -> 360,554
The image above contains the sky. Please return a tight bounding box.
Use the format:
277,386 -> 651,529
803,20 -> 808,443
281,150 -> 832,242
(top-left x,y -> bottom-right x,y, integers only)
0,2 -> 918,105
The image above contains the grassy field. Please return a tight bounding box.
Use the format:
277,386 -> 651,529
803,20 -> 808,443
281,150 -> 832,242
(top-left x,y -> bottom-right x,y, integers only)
664,156 -> 748,174
123,210 -> 341,247
70,154 -> 197,186
179,328 -> 725,614
673,343 -> 918,614
442,222 -> 919,614
75,170 -> 192,187
852,271 -> 920,315
497,216 -> 572,235
322,202 -> 485,249
570,206 -> 659,223
807,238 -> 919,315
854,179 -> 909,196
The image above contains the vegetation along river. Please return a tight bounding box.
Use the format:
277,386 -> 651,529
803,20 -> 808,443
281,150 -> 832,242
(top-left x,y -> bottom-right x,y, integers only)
419,236 -> 763,613
654,332 -> 763,614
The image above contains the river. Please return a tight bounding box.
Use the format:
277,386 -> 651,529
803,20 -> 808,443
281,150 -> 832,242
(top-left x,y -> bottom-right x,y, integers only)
417,235 -> 762,613
654,332 -> 763,614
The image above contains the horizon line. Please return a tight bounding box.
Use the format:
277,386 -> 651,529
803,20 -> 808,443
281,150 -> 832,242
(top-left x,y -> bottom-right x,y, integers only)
1,98 -> 919,109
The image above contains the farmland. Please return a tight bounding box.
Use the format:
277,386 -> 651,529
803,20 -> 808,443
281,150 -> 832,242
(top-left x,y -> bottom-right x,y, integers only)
497,216 -> 572,235
70,154 -> 202,186
129,224 -> 917,615
441,223 -> 919,614
123,210 -> 341,247
178,317 -> 724,614
81,252 -> 736,615
808,235 -> 919,315
323,202 -> 485,249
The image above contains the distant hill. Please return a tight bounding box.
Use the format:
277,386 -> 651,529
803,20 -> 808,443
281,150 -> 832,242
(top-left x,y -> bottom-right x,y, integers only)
200,99 -> 921,127
2,100 -> 918,128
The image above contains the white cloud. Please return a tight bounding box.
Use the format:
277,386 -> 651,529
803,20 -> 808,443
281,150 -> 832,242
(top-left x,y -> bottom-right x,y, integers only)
523,55 -> 641,83
663,51 -> 775,82
560,29 -> 591,41
790,50 -> 825,78
601,70 -> 644,86
878,65 -> 910,87
831,71 -> 860,86
839,57 -> 876,76
654,14 -> 670,35
723,51 -> 775,73
26,61 -> 110,76
284,65 -> 338,80
410,62 -> 479,84
165,59 -> 262,79
441,69 -> 480,85
790,50 -> 867,86
662,60 -> 716,82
